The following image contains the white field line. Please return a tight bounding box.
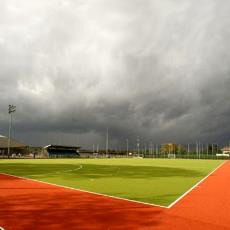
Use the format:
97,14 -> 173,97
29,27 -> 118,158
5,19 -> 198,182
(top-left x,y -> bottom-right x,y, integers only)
27,165 -> 83,177
167,160 -> 227,208
0,172 -> 168,209
62,165 -> 83,172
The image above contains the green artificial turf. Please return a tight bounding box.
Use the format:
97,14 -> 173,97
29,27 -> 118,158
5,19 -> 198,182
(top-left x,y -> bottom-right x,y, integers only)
0,158 -> 224,206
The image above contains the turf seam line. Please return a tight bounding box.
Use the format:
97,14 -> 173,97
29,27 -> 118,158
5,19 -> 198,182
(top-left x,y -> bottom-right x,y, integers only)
167,160 -> 226,208
0,172 -> 168,209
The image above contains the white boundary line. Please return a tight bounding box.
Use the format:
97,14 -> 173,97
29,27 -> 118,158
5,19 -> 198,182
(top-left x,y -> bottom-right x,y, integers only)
0,172 -> 167,209
0,161 -> 226,210
167,160 -> 226,208
27,165 -> 83,176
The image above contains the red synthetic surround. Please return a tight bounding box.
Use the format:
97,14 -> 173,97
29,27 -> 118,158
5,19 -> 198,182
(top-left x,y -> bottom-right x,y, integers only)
0,161 -> 230,230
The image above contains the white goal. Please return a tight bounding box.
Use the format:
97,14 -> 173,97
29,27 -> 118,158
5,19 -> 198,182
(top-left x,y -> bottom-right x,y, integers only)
168,154 -> 176,159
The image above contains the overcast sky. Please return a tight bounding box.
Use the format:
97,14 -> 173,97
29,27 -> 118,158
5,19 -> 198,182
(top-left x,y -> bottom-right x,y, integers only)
0,0 -> 230,149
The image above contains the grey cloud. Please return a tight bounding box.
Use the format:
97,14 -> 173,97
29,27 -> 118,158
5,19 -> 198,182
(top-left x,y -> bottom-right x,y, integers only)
0,0 -> 230,148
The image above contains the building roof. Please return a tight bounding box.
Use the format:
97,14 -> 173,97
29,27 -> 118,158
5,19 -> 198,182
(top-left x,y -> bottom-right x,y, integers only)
0,135 -> 27,148
221,146 -> 230,151
44,145 -> 81,150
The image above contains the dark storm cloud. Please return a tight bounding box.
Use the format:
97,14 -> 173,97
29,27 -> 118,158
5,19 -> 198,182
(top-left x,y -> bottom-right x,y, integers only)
0,0 -> 230,148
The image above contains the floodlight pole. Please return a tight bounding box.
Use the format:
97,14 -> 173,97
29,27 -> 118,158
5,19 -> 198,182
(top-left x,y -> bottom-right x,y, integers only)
126,139 -> 129,157
106,127 -> 109,156
97,144 -> 99,153
8,113 -> 12,158
137,137 -> 140,157
196,141 -> 198,158
8,104 -> 16,158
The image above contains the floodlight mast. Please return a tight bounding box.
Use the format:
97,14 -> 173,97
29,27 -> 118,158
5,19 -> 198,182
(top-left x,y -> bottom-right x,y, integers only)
8,104 -> 16,158
137,137 -> 140,157
106,127 -> 109,157
126,139 -> 129,157
96,144 -> 99,153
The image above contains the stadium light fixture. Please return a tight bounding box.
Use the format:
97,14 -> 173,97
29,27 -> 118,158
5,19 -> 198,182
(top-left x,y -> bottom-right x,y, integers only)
8,104 -> 16,158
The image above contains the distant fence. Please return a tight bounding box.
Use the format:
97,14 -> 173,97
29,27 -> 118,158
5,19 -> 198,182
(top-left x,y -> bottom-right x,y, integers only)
143,153 -> 230,160
0,153 -> 229,160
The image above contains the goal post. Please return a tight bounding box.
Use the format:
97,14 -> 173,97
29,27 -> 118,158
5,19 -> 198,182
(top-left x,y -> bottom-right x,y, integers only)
168,153 -> 176,159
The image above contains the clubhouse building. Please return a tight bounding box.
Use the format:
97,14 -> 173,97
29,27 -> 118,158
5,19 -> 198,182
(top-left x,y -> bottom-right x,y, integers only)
0,134 -> 28,156
221,146 -> 230,154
